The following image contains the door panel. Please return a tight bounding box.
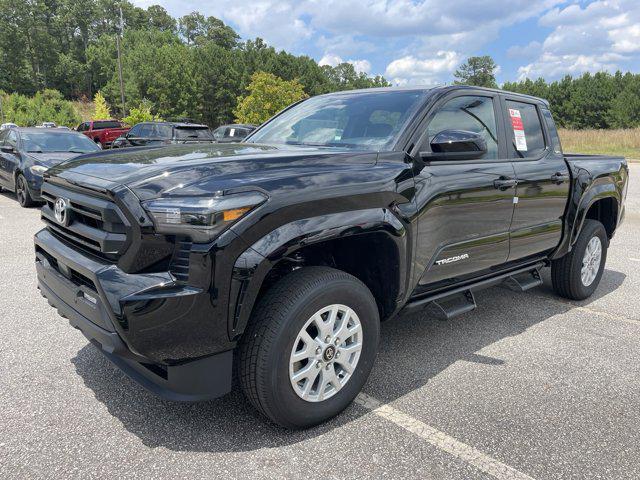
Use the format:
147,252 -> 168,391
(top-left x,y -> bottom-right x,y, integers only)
0,131 -> 20,189
410,93 -> 517,294
508,156 -> 569,260
504,102 -> 570,261
414,163 -> 516,291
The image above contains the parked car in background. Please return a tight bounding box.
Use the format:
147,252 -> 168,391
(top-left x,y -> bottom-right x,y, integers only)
77,120 -> 130,148
0,127 -> 100,207
38,122 -> 57,128
111,121 -> 215,148
1,123 -> 18,130
212,123 -> 257,143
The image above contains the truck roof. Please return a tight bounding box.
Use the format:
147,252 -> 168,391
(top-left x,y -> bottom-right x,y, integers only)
318,85 -> 550,107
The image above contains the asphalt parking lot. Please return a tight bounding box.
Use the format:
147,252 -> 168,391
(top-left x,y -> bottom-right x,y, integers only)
1,165 -> 639,480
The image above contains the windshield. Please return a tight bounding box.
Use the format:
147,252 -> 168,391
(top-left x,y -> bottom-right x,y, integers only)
22,131 -> 102,153
247,90 -> 427,150
174,127 -> 214,140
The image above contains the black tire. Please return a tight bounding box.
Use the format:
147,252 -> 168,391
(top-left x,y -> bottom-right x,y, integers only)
237,266 -> 380,429
16,174 -> 35,208
551,219 -> 608,300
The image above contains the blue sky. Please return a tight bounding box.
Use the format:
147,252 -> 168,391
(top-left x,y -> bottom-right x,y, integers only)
133,0 -> 640,85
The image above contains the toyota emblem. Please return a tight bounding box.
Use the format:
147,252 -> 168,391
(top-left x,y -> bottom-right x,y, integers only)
54,198 -> 69,226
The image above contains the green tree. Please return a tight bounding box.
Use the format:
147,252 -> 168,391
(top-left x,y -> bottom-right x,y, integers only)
610,76 -> 640,128
234,72 -> 307,124
1,89 -> 81,126
146,5 -> 176,32
122,99 -> 160,125
93,90 -> 111,119
454,56 -> 499,88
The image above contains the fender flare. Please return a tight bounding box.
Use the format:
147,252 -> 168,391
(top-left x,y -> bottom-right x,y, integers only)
227,208 -> 408,340
569,182 -> 620,246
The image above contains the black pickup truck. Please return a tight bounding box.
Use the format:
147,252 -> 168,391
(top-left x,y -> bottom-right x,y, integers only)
34,86 -> 628,428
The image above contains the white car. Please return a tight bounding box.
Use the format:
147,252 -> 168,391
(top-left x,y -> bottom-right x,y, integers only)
0,123 -> 18,130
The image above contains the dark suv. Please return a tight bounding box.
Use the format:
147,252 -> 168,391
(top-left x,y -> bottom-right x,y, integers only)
111,122 -> 214,148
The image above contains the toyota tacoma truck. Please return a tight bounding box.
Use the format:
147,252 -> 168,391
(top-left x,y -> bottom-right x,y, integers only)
76,120 -> 130,148
35,86 -> 628,428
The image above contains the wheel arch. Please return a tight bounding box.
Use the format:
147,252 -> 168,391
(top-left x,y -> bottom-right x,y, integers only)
228,208 -> 410,341
571,187 -> 621,246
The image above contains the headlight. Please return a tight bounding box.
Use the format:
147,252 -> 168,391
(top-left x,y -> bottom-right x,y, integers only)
29,165 -> 49,174
142,191 -> 267,242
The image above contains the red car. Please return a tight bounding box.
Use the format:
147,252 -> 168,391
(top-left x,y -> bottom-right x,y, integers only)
76,120 -> 130,148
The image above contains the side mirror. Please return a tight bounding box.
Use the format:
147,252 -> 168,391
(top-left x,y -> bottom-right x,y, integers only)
420,130 -> 487,161
0,145 -> 15,154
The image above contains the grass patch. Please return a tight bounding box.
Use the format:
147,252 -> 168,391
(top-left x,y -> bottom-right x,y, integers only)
559,128 -> 640,159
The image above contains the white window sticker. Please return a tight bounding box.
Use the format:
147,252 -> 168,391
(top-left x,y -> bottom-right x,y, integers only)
509,108 -> 528,151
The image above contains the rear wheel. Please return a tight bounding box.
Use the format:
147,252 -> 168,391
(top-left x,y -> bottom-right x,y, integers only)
551,219 -> 608,300
238,267 -> 380,428
16,174 -> 35,208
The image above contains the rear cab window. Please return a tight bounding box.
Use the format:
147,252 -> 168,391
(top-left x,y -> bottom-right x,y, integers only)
505,100 -> 546,158
174,127 -> 214,140
93,121 -> 122,130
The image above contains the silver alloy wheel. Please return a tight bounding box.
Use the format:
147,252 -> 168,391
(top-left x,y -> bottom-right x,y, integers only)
581,236 -> 602,287
289,304 -> 363,402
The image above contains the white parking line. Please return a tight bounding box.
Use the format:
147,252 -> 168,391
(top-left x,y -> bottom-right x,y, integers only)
355,393 -> 535,480
629,258 -> 640,262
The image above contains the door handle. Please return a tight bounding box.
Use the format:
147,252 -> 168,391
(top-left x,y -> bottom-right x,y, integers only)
551,172 -> 569,184
493,177 -> 518,190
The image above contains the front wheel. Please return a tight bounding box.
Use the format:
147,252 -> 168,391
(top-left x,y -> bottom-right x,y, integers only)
16,174 -> 35,208
551,219 -> 608,300
238,267 -> 380,429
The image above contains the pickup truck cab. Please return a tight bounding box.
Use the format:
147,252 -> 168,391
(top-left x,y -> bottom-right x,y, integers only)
35,86 -> 628,428
77,120 -> 130,148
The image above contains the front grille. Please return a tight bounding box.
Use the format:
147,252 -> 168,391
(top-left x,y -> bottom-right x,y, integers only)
41,181 -> 128,261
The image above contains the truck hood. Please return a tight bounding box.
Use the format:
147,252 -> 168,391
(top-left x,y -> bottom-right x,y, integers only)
47,143 -> 379,201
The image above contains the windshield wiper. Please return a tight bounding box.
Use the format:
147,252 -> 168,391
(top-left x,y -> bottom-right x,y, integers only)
284,140 -> 355,149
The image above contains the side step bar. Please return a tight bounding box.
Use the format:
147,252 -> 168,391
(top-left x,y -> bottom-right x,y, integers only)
502,268 -> 542,292
427,290 -> 476,321
402,262 -> 545,320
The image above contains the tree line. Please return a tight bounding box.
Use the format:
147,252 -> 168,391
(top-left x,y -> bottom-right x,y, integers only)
0,1 -> 638,130
455,56 -> 640,130
0,0 -> 388,127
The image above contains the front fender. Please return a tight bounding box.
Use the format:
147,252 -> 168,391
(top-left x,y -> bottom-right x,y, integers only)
227,208 -> 407,340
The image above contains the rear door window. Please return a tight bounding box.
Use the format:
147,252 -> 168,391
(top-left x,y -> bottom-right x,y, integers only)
505,100 -> 546,158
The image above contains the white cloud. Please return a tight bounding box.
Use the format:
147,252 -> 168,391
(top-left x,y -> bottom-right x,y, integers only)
385,51 -> 462,86
134,0 -> 640,83
319,53 -> 372,73
518,0 -> 640,80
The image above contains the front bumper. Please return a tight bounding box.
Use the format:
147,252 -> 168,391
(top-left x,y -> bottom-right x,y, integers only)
35,228 -> 233,401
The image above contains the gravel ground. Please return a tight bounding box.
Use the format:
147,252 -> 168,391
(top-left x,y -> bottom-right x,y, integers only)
1,165 -> 639,479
